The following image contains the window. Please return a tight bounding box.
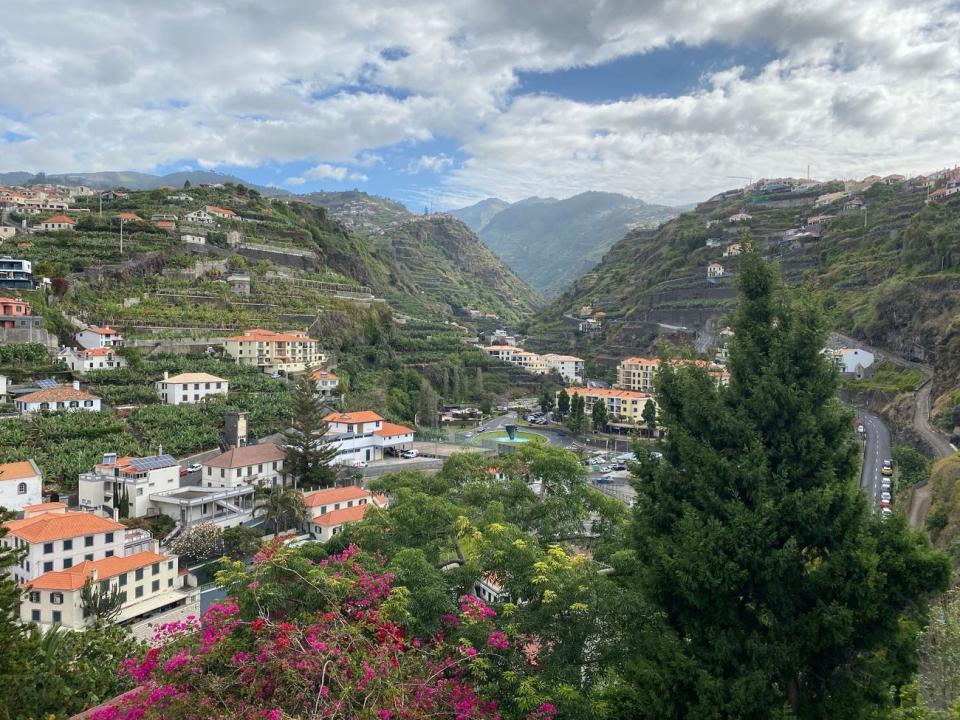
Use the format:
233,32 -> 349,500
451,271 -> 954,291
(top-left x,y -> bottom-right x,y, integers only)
105,532 -> 114,543
63,558 -> 72,569
84,400 -> 94,407
118,574 -> 127,587
28,591 -> 40,603
152,580 -> 159,592
43,561 -> 53,572
69,400 -> 79,408
63,539 -> 72,551
135,586 -> 143,598
52,611 -> 61,624
135,568 -> 143,581
100,580 -> 109,593
105,550 -> 114,557
31,610 -> 40,622
17,482 -> 26,494
43,542 -> 53,554
152,563 -> 160,576
84,535 -> 94,547
119,591 -> 127,603
84,554 -> 93,561
50,592 -> 63,605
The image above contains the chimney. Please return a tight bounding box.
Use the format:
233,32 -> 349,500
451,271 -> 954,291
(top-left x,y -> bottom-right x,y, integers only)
72,380 -> 80,390
163,371 -> 169,380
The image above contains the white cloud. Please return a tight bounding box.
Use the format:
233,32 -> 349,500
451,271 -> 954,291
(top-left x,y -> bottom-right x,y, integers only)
348,172 -> 369,181
406,154 -> 455,174
284,176 -> 306,186
0,0 -> 957,204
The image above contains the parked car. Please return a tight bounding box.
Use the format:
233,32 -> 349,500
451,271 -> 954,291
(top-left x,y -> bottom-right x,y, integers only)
600,465 -> 611,473
590,457 -> 605,465
612,464 -> 627,471
179,466 -> 189,477
597,475 -> 613,485
881,491 -> 892,503
882,459 -> 893,476
187,463 -> 202,473
351,460 -> 369,469
401,449 -> 419,459
464,432 -> 474,439
881,507 -> 893,517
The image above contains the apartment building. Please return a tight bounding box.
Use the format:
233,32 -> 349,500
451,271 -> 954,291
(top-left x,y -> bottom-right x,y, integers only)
542,353 -> 585,384
57,347 -> 128,374
302,486 -> 388,541
0,296 -> 31,329
0,257 -> 34,290
616,357 -> 731,393
483,346 -> 584,382
156,371 -> 229,405
323,411 -> 414,465
78,452 -> 181,519
224,328 -> 325,374
0,459 -> 43,512
563,387 -> 656,424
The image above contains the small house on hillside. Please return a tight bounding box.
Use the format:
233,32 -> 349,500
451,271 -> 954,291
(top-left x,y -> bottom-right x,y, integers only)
36,215 -> 76,231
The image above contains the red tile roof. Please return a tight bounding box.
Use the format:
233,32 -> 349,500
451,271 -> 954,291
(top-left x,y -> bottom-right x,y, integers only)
24,551 -> 170,591
310,369 -> 338,381
17,386 -> 99,404
303,486 -> 371,508
204,442 -> 285,469
0,460 -> 41,481
41,214 -> 75,225
22,501 -> 65,513
5,511 -> 123,543
324,411 -> 383,424
313,503 -> 373,527
83,327 -> 120,335
226,328 -> 316,343
375,422 -> 413,438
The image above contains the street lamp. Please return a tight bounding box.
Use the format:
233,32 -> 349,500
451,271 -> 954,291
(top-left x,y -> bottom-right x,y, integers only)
119,217 -> 125,255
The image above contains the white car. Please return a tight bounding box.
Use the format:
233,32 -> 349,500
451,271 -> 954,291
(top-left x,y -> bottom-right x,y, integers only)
881,491 -> 892,503
600,466 -> 612,473
464,432 -> 474,439
187,463 -> 202,473
401,449 -> 419,459
881,507 -> 893,517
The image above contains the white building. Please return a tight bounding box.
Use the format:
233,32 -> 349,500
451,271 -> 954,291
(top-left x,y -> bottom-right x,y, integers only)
36,215 -> 76,231
76,326 -> 124,350
204,205 -> 237,219
542,353 -> 585,384
310,369 -> 340,399
302,486 -> 387,542
224,328 -> 325,375
79,452 -> 181,519
0,373 -> 7,400
182,209 -> 217,226
156,371 -> 229,405
180,233 -> 206,245
323,412 -> 415,466
723,243 -> 742,257
57,347 -> 128,374
15,382 -> 101,416
707,262 -> 726,278
826,347 -> 876,379
202,443 -> 286,489
0,460 -> 42,512
727,212 -> 752,223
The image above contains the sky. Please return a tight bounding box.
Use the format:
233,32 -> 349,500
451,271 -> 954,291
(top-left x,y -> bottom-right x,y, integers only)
1,0 -> 959,209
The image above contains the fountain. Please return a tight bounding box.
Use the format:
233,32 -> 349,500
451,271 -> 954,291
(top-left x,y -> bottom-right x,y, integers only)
495,423 -> 528,444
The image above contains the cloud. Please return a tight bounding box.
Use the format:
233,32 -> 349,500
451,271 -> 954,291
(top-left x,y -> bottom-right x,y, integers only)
0,0 -> 957,204
406,154 -> 455,174
284,176 -> 306,186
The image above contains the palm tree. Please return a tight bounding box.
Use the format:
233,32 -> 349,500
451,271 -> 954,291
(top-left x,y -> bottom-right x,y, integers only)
255,486 -> 307,538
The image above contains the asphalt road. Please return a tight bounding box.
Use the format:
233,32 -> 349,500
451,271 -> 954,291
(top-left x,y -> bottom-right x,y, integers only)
859,410 -> 891,508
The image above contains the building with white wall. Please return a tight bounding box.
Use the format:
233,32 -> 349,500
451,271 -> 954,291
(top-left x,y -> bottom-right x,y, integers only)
78,453 -> 181,519
302,486 -> 388,542
15,382 -> 101,416
825,347 -> 876,378
76,326 -> 123,350
0,460 -> 42,512
310,369 -> 340,399
156,371 -> 229,405
57,347 -> 128,374
542,354 -> 585,384
202,443 -> 286,489
224,328 -> 325,375
323,412 -> 414,466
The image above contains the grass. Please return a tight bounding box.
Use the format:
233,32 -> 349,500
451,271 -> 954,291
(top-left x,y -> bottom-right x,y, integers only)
841,364 -> 924,394
466,430 -> 547,446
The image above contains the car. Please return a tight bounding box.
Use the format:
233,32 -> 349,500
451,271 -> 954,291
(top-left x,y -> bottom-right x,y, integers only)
187,463 -> 202,473
179,466 -> 189,476
401,449 -> 419,459
881,491 -> 892,503
590,458 -> 605,465
881,507 -> 893,517
612,464 -> 627,471
596,475 -> 613,485
351,460 -> 369,468
464,432 -> 474,439
600,465 -> 611,473
881,459 -> 893,476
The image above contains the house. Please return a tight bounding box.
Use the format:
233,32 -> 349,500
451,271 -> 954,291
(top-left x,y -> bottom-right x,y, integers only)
814,191 -> 848,207
204,205 -> 237,220
563,387 -> 655,425
155,220 -> 176,232
78,452 -> 181,519
0,226 -> 16,241
473,573 -> 510,604
76,326 -> 123,350
825,347 -> 876,379
727,212 -> 752,223
166,193 -> 191,202
19,550 -> 193,630
805,214 -> 834,237
36,215 -> 76,231
323,411 -> 414,465
0,459 -> 43,512
155,371 -> 229,405
180,233 -> 206,245
151,214 -> 178,222
844,198 -> 864,211
57,347 -> 128,374
15,382 -> 101,416
99,190 -> 128,201
224,328 -> 325,374
310,369 -> 340,398
487,329 -> 517,346
542,353 -> 585,384
116,212 -> 142,223
705,238 -> 722,248
302,486 -> 388,541
182,209 -> 217,226
578,317 -> 602,335
226,274 -> 250,295
723,243 -> 742,257
0,296 -> 32,329
927,186 -> 960,203
0,373 -> 6,401
705,219 -> 721,228
0,257 -> 33,289
883,174 -> 905,185
201,443 -> 286,489
707,262 -> 725,278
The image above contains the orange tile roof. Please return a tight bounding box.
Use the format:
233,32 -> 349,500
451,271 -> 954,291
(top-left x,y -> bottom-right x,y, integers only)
309,369 -> 338,381
205,205 -> 236,216
565,386 -> 653,400
83,327 -> 120,335
204,442 -> 285,469
225,328 -> 316,343
41,214 -> 75,225
0,296 -> 27,304
5,510 -> 123,543
0,460 -> 40,481
303,486 -> 371,508
620,357 -> 660,366
325,411 -> 383,424
79,348 -> 117,357
17,386 -> 99,403
116,212 -> 141,221
22,502 -> 64,513
313,503 -> 373,527
375,421 -> 413,438
23,551 -> 170,591
160,372 -> 227,384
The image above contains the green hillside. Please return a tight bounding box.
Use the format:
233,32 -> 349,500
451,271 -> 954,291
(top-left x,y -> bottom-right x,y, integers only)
461,191 -> 679,296
447,197 -> 510,233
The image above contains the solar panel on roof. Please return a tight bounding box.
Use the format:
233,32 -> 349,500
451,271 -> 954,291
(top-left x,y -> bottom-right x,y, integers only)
36,379 -> 61,389
129,454 -> 177,471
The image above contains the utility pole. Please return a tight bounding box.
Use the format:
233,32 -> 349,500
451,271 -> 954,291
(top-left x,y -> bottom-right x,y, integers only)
119,217 -> 124,255
98,192 -> 102,217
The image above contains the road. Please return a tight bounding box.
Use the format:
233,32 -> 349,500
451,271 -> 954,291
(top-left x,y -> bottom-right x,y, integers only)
858,410 -> 891,508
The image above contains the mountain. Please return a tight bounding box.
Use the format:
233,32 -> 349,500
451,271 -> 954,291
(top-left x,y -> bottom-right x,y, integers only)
0,169 -> 290,196
298,190 -> 411,234
453,191 -> 679,296
448,198 -> 510,233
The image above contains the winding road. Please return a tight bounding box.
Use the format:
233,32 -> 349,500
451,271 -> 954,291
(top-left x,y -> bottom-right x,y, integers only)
858,410 -> 891,508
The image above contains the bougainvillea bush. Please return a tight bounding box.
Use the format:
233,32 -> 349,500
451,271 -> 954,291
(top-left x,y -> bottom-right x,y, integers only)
91,542 -> 557,720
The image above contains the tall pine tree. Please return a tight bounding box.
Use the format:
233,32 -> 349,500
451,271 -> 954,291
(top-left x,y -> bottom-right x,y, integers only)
619,246 -> 950,719
283,377 -> 338,489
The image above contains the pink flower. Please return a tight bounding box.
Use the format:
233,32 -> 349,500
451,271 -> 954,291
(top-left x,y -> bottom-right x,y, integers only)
163,648 -> 192,673
486,631 -> 509,650
248,581 -> 260,590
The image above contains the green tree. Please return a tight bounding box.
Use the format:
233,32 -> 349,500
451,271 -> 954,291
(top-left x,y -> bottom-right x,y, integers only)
566,394 -> 586,434
256,486 -> 307,538
591,397 -> 608,432
893,445 -> 931,488
283,377 -> 337,489
539,389 -> 555,414
387,548 -> 456,637
222,525 -> 263,560
0,510 -> 24,679
417,379 -> 439,428
80,578 -> 124,622
641,398 -> 657,435
621,248 -> 951,718
557,389 -> 570,419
